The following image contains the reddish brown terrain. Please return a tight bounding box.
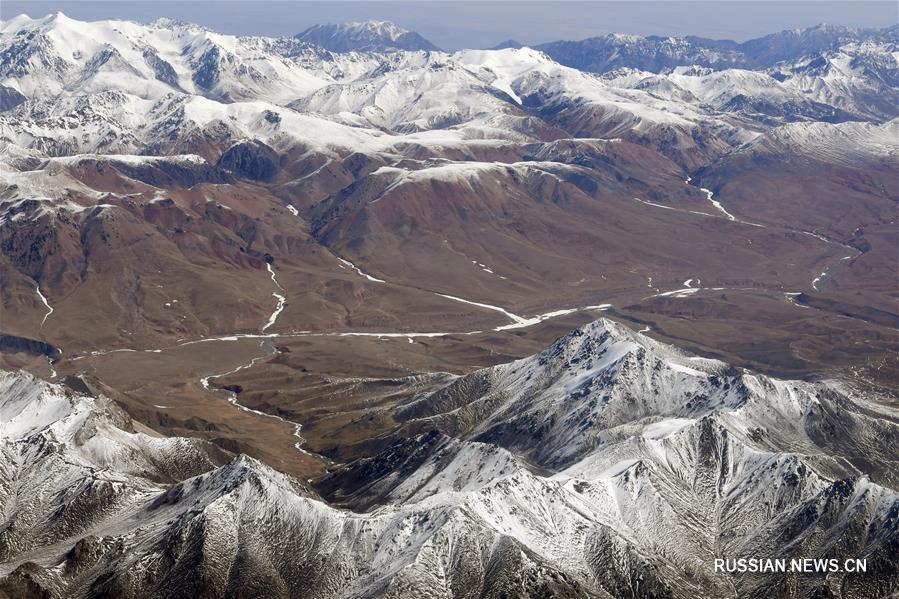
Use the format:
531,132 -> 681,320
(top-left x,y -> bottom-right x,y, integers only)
3,129 -> 895,478
1,14 -> 898,598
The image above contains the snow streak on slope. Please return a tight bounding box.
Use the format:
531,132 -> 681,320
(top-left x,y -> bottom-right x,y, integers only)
436,292 -> 529,326
261,263 -> 286,333
261,293 -> 286,332
700,186 -> 736,220
34,282 -> 53,327
337,257 -> 386,283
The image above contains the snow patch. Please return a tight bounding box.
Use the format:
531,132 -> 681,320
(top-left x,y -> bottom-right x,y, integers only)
34,282 -> 53,327
338,258 -> 386,283
641,418 -> 696,439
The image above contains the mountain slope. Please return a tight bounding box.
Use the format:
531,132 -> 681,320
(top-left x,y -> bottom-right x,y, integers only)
392,320 -> 899,483
2,320 -> 898,597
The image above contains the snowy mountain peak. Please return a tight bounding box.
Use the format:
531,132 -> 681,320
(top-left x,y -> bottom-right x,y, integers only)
1,11 -> 71,31
347,20 -> 407,41
297,20 -> 440,52
539,317 -> 725,376
0,369 -> 81,440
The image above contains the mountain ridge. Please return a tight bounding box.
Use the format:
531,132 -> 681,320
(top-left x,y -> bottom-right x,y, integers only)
534,22 -> 897,74
2,320 -> 897,597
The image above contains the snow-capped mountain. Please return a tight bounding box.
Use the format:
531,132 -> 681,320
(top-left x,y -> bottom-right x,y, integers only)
297,20 -> 440,53
738,23 -> 896,67
392,320 -> 899,484
1,14 -> 893,156
535,23 -> 896,74
767,39 -> 899,120
1,12 -> 897,597
536,33 -> 746,74
2,321 -> 897,597
0,12 -> 383,103
0,13 -> 895,357
0,10 -> 892,213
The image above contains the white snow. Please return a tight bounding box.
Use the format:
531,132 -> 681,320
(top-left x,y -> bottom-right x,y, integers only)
471,260 -> 507,279
437,293 -> 527,325
584,304 -> 613,311
632,196 -> 715,218
34,282 -> 53,327
0,12 -> 787,161
266,262 -> 285,291
261,293 -> 286,333
664,361 -> 704,376
0,309 -> 892,595
260,263 -> 287,332
641,418 -> 696,440
0,371 -> 77,439
494,308 -> 579,331
811,271 -> 827,290
649,287 -> 700,299
700,187 -> 736,221
337,258 -> 386,283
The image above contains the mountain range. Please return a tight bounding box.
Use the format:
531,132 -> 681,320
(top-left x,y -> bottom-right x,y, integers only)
3,320 -> 897,597
534,24 -> 898,73
0,12 -> 897,598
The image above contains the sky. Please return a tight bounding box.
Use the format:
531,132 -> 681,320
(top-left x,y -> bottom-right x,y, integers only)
3,1 -> 896,49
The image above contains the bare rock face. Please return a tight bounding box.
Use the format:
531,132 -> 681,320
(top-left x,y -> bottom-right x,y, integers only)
216,139 -> 280,182
0,84 -> 25,111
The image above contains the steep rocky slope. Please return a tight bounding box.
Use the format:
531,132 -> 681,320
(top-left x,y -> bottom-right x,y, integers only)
2,321 -> 897,598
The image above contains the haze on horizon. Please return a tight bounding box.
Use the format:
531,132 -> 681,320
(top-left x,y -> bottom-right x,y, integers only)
2,1 -> 896,50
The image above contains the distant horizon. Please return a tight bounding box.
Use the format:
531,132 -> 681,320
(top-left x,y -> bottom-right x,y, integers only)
2,1 -> 896,50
